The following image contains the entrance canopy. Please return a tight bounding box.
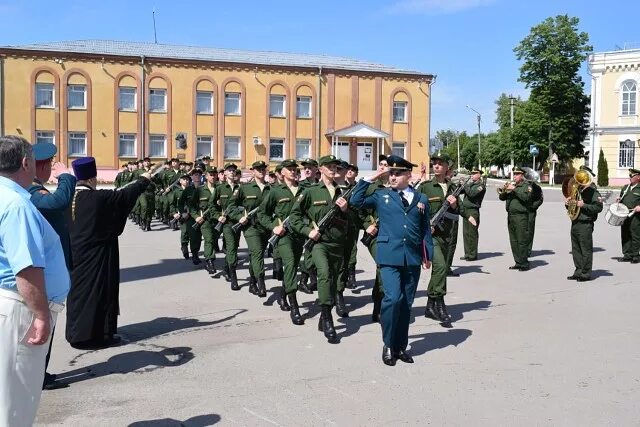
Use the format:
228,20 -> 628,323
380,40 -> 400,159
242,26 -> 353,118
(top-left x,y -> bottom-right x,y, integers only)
326,123 -> 389,171
327,122 -> 389,139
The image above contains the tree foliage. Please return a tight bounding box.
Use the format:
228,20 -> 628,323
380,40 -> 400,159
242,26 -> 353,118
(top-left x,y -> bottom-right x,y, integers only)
597,148 -> 609,187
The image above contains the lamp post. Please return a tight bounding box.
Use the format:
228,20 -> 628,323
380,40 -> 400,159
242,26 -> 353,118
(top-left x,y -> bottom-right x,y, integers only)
508,95 -> 516,179
466,105 -> 482,170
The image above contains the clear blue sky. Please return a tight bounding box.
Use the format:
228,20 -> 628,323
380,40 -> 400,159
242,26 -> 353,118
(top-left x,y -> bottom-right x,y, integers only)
1,0 -> 636,136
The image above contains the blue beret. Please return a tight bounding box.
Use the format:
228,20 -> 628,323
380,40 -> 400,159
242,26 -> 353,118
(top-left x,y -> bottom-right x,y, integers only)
32,142 -> 57,161
72,157 -> 97,180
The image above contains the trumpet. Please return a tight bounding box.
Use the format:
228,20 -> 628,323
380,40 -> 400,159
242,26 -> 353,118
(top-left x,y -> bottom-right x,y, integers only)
497,181 -> 515,195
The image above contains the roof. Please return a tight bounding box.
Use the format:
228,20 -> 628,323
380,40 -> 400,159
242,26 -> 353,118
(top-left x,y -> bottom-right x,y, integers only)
1,39 -> 431,78
327,122 -> 390,138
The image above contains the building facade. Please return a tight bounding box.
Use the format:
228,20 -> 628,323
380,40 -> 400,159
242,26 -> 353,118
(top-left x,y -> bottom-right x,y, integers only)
0,40 -> 433,180
588,48 -> 640,185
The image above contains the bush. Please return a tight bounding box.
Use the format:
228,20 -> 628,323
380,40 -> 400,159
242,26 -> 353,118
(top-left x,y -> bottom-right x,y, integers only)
597,148 -> 609,187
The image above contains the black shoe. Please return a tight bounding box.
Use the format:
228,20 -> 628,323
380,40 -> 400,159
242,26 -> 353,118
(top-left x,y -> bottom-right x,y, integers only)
277,287 -> 291,311
205,259 -> 216,274
508,265 -> 520,270
43,378 -> 69,391
567,275 -> 579,280
273,258 -> 283,281
181,245 -> 189,260
577,276 -> 593,282
393,349 -> 414,364
248,275 -> 258,295
297,273 -> 313,294
192,255 -> 202,265
372,299 -> 381,323
382,346 -> 396,366
466,257 -> 477,261
230,268 -> 240,291
436,297 -> 452,324
335,291 -> 349,318
619,257 -> 632,262
257,275 -> 267,298
222,264 -> 230,281
320,305 -> 339,344
288,294 -> 304,325
309,271 -> 318,291
631,258 -> 640,264
424,297 -> 439,320
459,256 -> 469,261
446,269 -> 460,277
517,265 -> 530,271
346,267 -> 356,289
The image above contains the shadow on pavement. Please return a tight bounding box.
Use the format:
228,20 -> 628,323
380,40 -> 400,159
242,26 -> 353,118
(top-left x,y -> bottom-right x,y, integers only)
478,251 -> 504,260
128,414 -> 221,426
529,259 -> 549,268
411,299 -> 493,323
593,246 -> 606,253
121,258 -> 197,283
56,347 -> 194,385
408,329 -> 472,357
592,269 -> 613,278
452,265 -> 490,275
530,249 -> 555,257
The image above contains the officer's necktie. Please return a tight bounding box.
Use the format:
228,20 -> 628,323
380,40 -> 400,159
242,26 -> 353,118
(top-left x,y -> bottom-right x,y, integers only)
398,190 -> 409,208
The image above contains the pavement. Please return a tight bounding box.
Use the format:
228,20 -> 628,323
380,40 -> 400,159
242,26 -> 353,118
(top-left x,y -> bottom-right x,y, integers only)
35,184 -> 640,426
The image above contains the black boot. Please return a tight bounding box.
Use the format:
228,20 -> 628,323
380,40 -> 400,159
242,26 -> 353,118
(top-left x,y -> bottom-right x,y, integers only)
309,270 -> 318,292
230,267 -> 240,291
192,254 -> 201,265
248,274 -> 258,295
424,297 -> 439,320
181,245 -> 189,260
320,305 -> 339,344
346,267 -> 356,289
436,297 -> 452,324
273,258 -> 282,280
297,272 -> 313,294
222,264 -> 230,281
335,291 -> 349,318
372,298 -> 382,323
205,259 -> 216,274
257,275 -> 267,298
288,293 -> 304,325
277,286 -> 291,311
145,221 -> 152,232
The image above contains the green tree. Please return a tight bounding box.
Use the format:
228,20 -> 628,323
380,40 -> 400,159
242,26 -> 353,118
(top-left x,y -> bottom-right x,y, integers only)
597,148 -> 609,187
513,15 -> 592,166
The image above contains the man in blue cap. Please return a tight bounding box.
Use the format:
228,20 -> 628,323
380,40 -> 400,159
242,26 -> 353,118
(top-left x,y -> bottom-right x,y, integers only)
27,142 -> 76,390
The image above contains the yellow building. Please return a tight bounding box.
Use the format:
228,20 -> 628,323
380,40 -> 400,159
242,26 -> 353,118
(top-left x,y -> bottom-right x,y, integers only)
0,40 -> 433,180
588,47 -> 640,185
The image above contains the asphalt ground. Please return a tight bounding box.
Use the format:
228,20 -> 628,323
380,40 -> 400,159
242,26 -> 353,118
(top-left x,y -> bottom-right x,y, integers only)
35,183 -> 640,426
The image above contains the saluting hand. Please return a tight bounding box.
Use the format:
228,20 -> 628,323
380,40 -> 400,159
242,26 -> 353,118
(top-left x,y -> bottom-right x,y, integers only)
336,197 -> 348,212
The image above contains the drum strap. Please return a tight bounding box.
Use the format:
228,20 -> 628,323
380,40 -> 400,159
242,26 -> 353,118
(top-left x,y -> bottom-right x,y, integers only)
621,184 -> 637,201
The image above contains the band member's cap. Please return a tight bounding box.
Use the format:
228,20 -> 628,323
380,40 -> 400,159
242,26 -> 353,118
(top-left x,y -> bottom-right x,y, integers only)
280,159 -> 298,169
32,142 -> 57,161
224,162 -> 238,171
190,168 -> 203,176
250,160 -> 267,170
629,168 -> 640,177
386,155 -> 417,171
579,165 -> 595,176
318,155 -> 341,167
72,157 -> 97,180
512,166 -> 525,174
301,158 -> 319,167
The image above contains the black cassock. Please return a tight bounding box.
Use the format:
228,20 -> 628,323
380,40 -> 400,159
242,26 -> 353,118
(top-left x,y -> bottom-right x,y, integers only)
65,179 -> 149,346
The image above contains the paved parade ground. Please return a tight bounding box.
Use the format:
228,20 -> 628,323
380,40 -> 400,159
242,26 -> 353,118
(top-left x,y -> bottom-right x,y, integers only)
36,185 -> 640,426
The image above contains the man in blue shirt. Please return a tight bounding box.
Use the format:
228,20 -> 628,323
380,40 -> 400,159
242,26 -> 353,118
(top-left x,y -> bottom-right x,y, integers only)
0,135 -> 70,426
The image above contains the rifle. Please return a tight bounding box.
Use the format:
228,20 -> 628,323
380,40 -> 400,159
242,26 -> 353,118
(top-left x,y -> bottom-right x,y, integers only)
302,186 -> 355,252
192,208 -> 211,231
430,176 -> 470,231
116,164 -> 167,191
360,217 -> 379,246
231,206 -> 260,233
264,216 -> 291,255
213,209 -> 228,234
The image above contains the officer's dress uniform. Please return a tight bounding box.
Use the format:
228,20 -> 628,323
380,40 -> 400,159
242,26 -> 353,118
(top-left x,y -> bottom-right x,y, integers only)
210,177 -> 241,290
499,177 -> 533,270
619,174 -> 640,263
460,177 -> 486,260
568,183 -> 603,281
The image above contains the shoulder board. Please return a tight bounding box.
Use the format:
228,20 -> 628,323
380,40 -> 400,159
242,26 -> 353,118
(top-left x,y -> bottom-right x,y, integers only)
428,196 -> 441,202
313,200 -> 328,206
246,195 -> 257,199
278,197 -> 291,203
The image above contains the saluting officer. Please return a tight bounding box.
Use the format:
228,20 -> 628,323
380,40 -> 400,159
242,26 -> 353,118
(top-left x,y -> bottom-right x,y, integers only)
617,168 -> 640,263
499,166 -> 533,271
290,155 -> 349,344
460,167 -> 486,261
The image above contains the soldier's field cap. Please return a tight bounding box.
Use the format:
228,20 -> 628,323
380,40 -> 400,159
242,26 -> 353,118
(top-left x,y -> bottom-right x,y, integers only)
205,166 -> 218,174
202,156 -> 211,161
386,155 -> 417,171
235,169 -> 242,176
143,157 -> 150,162
190,168 -> 203,175
379,154 -> 388,162
513,166 -> 525,174
318,155 -> 341,167
471,167 -> 484,175
579,165 -> 595,176
348,163 -> 359,173
301,158 -> 319,167
337,160 -> 349,170
280,159 -> 298,169
170,158 -> 179,163
629,168 -> 640,177
32,142 -> 57,161
251,160 -> 267,170
430,151 -> 451,165
275,163 -> 284,173
224,162 -> 237,170
180,173 -> 191,180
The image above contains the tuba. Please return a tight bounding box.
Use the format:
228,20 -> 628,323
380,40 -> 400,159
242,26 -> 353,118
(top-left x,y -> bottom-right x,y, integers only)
562,169 -> 592,220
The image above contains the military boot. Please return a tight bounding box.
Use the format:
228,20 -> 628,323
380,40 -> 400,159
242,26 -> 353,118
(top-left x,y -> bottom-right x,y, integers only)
248,273 -> 258,295
347,267 -> 356,289
372,298 -> 382,323
192,254 -> 202,265
222,264 -> 230,281
436,297 -> 452,324
257,275 -> 267,298
277,286 -> 291,311
145,221 -> 152,232
335,291 -> 349,318
205,259 -> 216,274
230,267 -> 240,291
297,272 -> 313,294
288,293 -> 304,325
319,305 -> 339,344
424,297 -> 439,320
181,244 -> 189,260
273,258 -> 283,281
309,270 -> 318,292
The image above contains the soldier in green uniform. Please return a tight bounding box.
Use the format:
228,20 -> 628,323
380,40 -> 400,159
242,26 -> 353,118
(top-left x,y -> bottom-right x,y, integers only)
259,159 -> 305,324
114,163 -> 129,188
228,161 -> 271,297
192,167 -> 218,273
171,174 -> 192,258
566,166 -> 603,281
269,163 -> 284,279
333,160 -> 357,317
527,177 -> 544,256
210,163 -> 241,290
498,166 -> 533,271
297,158 -> 320,293
290,155 -> 349,344
345,163 -> 359,288
445,168 -> 461,277
617,168 -> 640,263
460,168 -> 486,261
133,157 -> 156,231
160,159 -> 181,224
177,168 -> 206,265
417,152 -> 459,324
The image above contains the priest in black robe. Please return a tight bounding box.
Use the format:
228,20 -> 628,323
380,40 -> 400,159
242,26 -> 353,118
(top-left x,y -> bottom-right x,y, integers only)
66,157 -> 151,349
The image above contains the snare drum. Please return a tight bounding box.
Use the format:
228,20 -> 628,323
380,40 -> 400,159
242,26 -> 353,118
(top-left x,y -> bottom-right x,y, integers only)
605,203 -> 630,226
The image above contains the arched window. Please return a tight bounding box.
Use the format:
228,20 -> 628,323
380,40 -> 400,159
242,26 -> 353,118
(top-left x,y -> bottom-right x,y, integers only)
622,80 -> 637,116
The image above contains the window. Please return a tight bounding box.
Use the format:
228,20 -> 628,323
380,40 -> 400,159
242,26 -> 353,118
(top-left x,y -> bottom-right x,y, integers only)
149,135 -> 166,158
35,83 -> 54,108
296,96 -> 312,118
196,136 -> 213,158
68,132 -> 86,156
392,142 -> 406,158
224,136 -> 241,159
149,89 -> 166,112
119,134 -> 136,157
296,139 -> 311,160
619,139 -> 635,168
119,87 -> 136,111
269,138 -> 284,160
270,95 -> 286,117
225,93 -> 241,115
67,85 -> 86,109
36,131 -> 55,145
622,81 -> 637,116
196,91 -> 214,114
393,101 -> 407,122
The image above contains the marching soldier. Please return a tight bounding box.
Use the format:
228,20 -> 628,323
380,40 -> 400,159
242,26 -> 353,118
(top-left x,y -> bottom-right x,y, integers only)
192,167 -> 219,274
297,158 -> 320,293
566,166 -> 603,281
445,168 -> 460,277
290,155 -> 349,344
227,161 -> 271,297
114,163 -> 129,188
617,168 -> 640,263
417,152 -> 459,324
498,166 -> 533,271
161,158 -> 182,224
333,160 -> 357,317
258,159 -> 305,324
171,174 -> 192,258
177,168 -> 206,265
134,157 -> 156,232
527,177 -> 544,256
345,163 -> 359,287
460,168 -> 486,261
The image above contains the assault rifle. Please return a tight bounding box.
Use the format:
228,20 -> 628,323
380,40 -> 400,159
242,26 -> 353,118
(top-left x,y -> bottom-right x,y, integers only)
264,216 -> 291,255
430,176 -> 470,231
302,186 -> 355,252
192,208 -> 211,231
231,206 -> 260,233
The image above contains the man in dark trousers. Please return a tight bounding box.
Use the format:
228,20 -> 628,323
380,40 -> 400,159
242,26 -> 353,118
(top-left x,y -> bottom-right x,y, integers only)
617,168 -> 640,263
350,155 -> 433,366
460,168 -> 486,261
498,166 -> 533,271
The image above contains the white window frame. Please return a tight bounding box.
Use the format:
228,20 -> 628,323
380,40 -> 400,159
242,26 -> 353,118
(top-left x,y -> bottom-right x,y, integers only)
149,88 -> 167,112
619,139 -> 635,168
295,138 -> 311,160
393,101 -> 408,122
224,136 -> 241,160
35,83 -> 55,108
68,132 -> 87,157
296,96 -> 312,119
118,133 -> 137,158
392,142 -> 406,158
269,138 -> 285,161
35,131 -> 55,146
224,93 -> 241,116
149,134 -> 167,158
196,91 -> 214,115
119,87 -> 137,112
269,95 -> 286,118
196,135 -> 214,158
67,85 -> 86,109
621,80 -> 637,116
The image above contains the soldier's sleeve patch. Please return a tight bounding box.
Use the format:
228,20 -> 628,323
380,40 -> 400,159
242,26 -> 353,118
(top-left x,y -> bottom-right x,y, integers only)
478,186 -> 484,191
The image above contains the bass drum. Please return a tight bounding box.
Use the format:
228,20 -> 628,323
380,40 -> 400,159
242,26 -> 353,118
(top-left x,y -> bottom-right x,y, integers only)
605,203 -> 629,226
